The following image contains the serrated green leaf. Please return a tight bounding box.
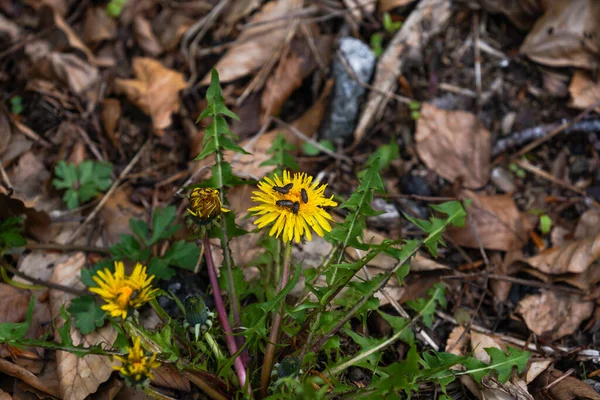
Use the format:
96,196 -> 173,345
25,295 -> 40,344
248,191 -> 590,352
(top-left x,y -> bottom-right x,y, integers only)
150,206 -> 180,245
67,296 -> 105,335
406,283 -> 446,328
148,257 -> 176,280
464,347 -> 530,383
163,240 -> 201,271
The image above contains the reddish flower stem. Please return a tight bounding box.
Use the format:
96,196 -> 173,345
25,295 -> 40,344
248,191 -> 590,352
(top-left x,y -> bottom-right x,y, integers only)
203,236 -> 251,396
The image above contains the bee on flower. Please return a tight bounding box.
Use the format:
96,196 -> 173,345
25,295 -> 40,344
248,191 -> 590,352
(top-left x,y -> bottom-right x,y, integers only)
89,261 -> 159,320
186,188 -> 230,226
114,336 -> 160,387
249,171 -> 337,243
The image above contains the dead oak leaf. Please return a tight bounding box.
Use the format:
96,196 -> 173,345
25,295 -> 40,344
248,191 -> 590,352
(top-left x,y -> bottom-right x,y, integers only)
416,103 -> 491,189
517,290 -> 593,340
446,191 -> 532,251
525,233 -> 600,274
520,0 -> 600,70
49,253 -> 118,400
114,57 -> 185,134
0,284 -> 30,323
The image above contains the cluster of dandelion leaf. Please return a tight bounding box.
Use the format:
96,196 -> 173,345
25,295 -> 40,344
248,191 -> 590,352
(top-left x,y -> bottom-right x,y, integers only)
0,68 -> 530,399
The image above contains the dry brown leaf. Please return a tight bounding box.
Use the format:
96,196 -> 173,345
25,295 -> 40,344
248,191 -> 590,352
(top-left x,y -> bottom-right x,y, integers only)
525,233 -> 600,274
379,0 -> 416,12
0,358 -> 60,398
445,325 -> 469,355
354,0 -> 451,144
471,331 -> 503,363
477,0 -> 548,30
40,6 -> 95,62
99,186 -> 145,245
101,98 -> 121,147
25,41 -> 100,98
219,0 -> 262,37
23,0 -> 67,16
520,0 -> 600,70
83,6 -> 117,45
133,16 -> 163,56
201,0 -> 303,85
114,57 -> 185,133
152,364 -> 191,391
447,191 -> 532,251
49,253 -> 118,400
0,284 -> 30,323
0,194 -> 52,243
8,151 -> 51,207
155,11 -> 194,51
261,35 -> 333,120
524,360 -> 551,384
491,251 -> 523,303
193,79 -> 333,180
415,104 -> 491,188
575,209 -> 600,239
517,290 -> 593,340
569,70 -> 600,111
0,389 -> 10,400
0,13 -> 22,41
531,369 -> 600,400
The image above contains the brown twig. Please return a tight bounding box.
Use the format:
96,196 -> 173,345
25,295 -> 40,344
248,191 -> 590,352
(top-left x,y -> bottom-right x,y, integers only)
0,259 -> 88,297
515,159 -> 588,196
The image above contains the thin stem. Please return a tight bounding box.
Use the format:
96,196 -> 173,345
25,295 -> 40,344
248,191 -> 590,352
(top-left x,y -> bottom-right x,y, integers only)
260,242 -> 293,397
0,259 -> 88,296
204,332 -> 225,361
203,236 -> 250,395
311,242 -> 421,353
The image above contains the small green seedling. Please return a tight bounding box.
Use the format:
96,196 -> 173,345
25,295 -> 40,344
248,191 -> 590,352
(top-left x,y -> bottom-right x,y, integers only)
52,160 -> 112,209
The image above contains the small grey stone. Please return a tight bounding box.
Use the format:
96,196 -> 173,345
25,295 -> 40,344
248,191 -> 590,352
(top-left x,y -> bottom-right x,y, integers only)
320,37 -> 376,142
491,166 -> 516,193
367,197 -> 400,227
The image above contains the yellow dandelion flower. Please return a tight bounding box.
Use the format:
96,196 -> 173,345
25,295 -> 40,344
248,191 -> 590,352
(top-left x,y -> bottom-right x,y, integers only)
187,188 -> 230,223
89,261 -> 159,319
249,171 -> 337,243
114,336 -> 160,385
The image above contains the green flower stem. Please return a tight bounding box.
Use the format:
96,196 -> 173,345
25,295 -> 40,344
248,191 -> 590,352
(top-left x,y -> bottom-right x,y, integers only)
203,235 -> 250,395
204,332 -> 224,362
260,241 -> 293,397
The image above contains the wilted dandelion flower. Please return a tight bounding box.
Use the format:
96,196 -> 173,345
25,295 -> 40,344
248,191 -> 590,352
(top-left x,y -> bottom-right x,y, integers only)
249,171 -> 337,243
89,261 -> 159,319
114,336 -> 160,386
187,188 -> 230,224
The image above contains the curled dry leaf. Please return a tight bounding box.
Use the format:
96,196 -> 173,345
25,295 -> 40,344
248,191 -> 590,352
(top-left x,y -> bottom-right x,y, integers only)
39,5 -> 95,62
517,290 -> 593,340
569,70 -> 600,112
0,284 -> 30,323
101,98 -> 121,147
49,253 -> 118,400
520,0 -> 600,70
261,35 -> 333,120
354,0 -> 451,144
218,0 -> 262,37
25,41 -> 100,98
531,369 -> 600,400
200,0 -> 304,85
415,103 -> 491,189
133,16 -> 163,56
114,57 -> 185,134
525,233 -> 600,274
83,6 -> 117,45
447,191 -> 532,251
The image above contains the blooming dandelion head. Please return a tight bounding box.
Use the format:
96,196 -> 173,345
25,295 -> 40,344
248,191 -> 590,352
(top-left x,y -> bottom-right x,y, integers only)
89,262 -> 159,319
114,336 -> 160,386
248,171 -> 337,243
187,188 -> 230,223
